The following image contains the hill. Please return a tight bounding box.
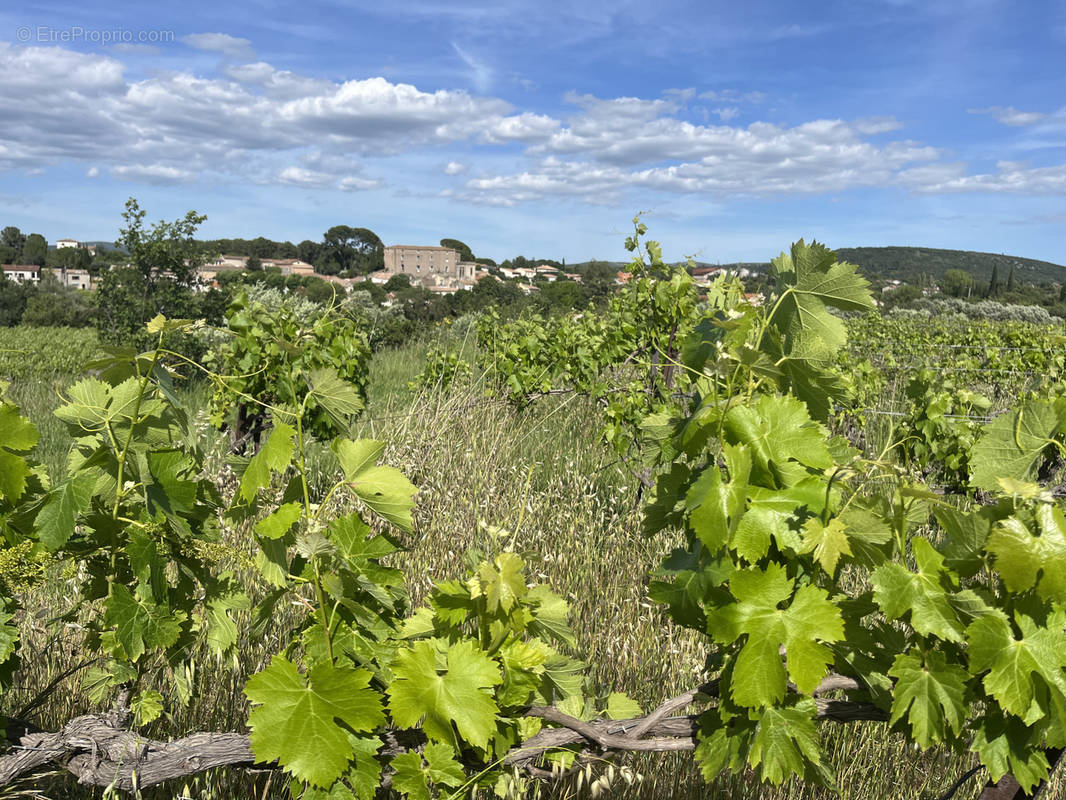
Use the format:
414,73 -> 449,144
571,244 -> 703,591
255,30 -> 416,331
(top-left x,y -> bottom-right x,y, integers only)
835,246 -> 1066,286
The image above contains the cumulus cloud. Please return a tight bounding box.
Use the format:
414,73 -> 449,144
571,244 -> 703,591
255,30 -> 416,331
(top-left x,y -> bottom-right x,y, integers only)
461,117 -> 941,204
0,45 -> 545,183
182,33 -> 256,61
4,41 -> 1066,206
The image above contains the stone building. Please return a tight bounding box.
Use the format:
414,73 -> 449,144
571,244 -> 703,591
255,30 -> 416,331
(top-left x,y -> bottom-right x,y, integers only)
383,245 -> 463,280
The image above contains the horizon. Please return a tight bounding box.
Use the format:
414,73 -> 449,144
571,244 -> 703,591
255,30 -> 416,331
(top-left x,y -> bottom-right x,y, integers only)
1,1 -> 1065,265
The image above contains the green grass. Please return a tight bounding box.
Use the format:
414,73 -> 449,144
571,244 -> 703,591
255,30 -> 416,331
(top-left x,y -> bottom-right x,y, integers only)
0,326 -> 101,380
3,330 -> 1062,799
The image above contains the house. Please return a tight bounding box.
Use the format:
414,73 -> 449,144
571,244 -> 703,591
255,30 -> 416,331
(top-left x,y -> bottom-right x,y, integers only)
2,264 -> 40,283
55,238 -> 80,249
261,258 -> 315,276
41,267 -> 92,289
616,271 -> 633,285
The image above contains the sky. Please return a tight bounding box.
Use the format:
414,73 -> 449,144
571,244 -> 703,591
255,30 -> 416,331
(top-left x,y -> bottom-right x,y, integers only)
1,0 -> 1065,264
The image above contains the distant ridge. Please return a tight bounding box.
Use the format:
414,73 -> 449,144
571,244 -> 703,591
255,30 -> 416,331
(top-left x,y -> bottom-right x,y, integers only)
835,246 -> 1066,286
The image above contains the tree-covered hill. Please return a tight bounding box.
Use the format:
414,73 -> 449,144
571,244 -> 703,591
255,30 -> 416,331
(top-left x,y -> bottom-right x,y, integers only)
835,246 -> 1066,286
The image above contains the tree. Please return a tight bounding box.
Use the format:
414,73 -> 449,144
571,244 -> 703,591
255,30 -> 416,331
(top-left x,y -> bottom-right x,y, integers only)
1007,265 -> 1016,292
118,197 -> 206,290
440,238 -> 474,262
46,246 -> 91,270
21,272 -> 95,327
384,273 -> 412,292
302,276 -> 338,305
0,273 -> 31,325
246,254 -> 262,271
22,234 -> 46,267
1,226 -> 25,256
297,239 -> 321,265
988,264 -> 1001,297
535,279 -> 583,314
940,269 -> 974,298
319,226 -> 384,276
0,245 -> 16,264
249,237 -> 275,258
95,198 -> 207,344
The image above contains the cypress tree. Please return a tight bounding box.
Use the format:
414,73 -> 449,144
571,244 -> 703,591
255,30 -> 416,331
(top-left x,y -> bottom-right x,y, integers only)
988,264 -> 1000,297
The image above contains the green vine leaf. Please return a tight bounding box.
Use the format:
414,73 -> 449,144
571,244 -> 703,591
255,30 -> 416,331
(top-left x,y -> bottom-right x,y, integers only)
334,439 -> 417,531
104,584 -> 183,662
240,422 -> 296,502
255,502 -> 303,539
987,504 -> 1066,603
871,538 -> 964,642
310,368 -> 366,429
800,517 -> 850,577
969,400 -> 1062,491
0,402 -> 38,503
887,650 -> 968,747
767,240 -> 874,363
707,564 -> 844,707
722,395 -> 832,489
468,552 -> 526,614
35,473 -> 95,550
387,639 -> 502,750
967,609 -> 1066,724
245,655 -> 385,789
747,698 -> 832,786
391,743 -> 465,800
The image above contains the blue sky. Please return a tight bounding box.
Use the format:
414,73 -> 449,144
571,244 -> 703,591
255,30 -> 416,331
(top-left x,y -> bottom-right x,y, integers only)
2,0 -> 1065,264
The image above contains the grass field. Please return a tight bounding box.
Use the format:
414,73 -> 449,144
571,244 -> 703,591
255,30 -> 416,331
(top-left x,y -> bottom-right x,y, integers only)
2,324 -> 1058,799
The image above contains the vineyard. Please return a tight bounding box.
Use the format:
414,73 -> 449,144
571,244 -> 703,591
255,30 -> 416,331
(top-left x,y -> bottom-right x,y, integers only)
3,222 -> 1066,800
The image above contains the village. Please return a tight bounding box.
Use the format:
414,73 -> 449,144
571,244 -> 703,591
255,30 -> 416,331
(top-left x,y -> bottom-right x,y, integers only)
1,237 -> 757,298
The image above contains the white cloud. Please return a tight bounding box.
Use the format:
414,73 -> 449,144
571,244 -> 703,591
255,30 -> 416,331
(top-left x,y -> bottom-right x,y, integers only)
0,46 -> 540,182
451,42 -> 493,92
698,89 -> 766,104
339,176 -> 382,191
111,164 -> 192,184
903,161 -> 1066,194
969,106 -> 1046,126
461,116 -> 943,204
277,166 -> 382,192
664,87 -> 697,102
181,33 -> 256,61
277,166 -> 335,188
87,166 -> 99,178
853,116 -> 905,134
5,42 -> 1066,207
